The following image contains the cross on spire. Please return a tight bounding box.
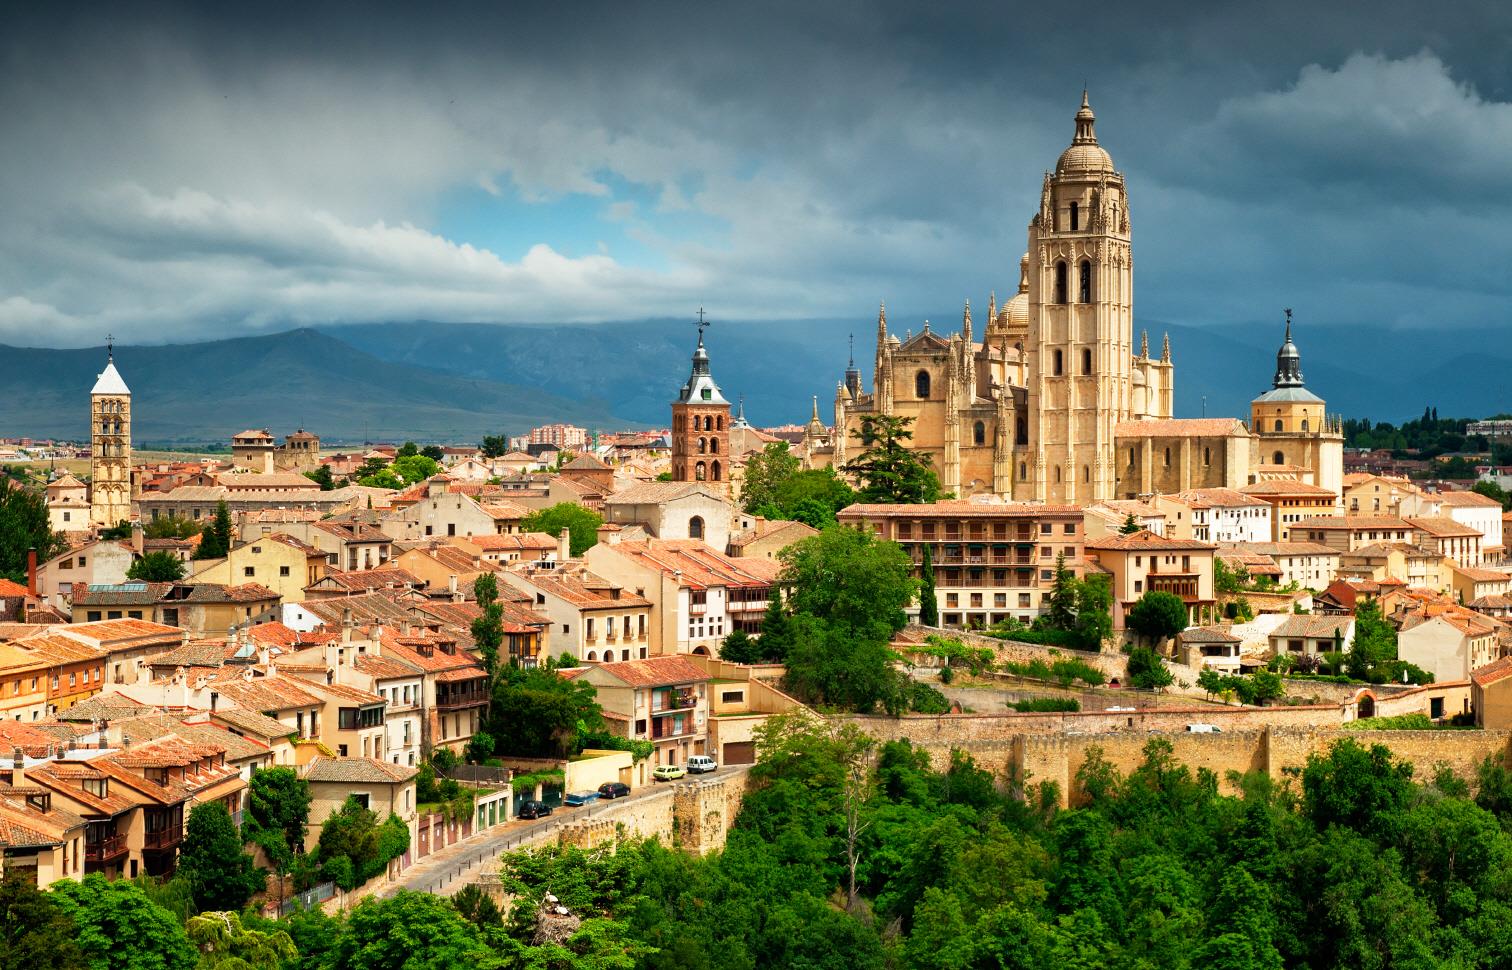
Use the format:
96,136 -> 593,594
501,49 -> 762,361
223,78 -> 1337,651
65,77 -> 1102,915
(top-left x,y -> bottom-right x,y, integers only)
106,333 -> 114,360
1284,307 -> 1293,341
694,307 -> 710,344
848,333 -> 855,368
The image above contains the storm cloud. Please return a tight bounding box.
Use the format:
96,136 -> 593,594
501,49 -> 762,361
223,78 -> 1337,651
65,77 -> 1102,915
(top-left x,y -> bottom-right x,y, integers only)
2,1 -> 1511,347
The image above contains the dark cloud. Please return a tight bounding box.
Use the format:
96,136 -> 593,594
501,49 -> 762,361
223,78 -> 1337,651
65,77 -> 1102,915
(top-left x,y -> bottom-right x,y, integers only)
2,1 -> 1511,346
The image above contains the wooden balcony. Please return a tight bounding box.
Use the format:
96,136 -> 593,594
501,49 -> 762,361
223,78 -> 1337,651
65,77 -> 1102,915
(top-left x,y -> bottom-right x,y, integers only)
143,826 -> 182,851
85,833 -> 127,863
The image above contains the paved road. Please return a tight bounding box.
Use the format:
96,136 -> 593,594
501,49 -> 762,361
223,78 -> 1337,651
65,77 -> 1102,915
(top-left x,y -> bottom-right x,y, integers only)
382,770 -> 744,897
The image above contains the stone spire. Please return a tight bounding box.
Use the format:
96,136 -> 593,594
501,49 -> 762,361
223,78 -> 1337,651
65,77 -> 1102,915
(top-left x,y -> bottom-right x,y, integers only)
1140,330 -> 1149,358
987,290 -> 996,322
1160,332 -> 1171,363
1073,88 -> 1097,145
1273,307 -> 1305,388
674,312 -> 728,405
876,301 -> 887,344
844,333 -> 861,397
962,300 -> 972,343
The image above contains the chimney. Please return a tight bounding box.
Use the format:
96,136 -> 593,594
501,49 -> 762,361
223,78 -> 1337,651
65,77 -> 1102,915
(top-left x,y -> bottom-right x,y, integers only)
558,527 -> 572,562
130,521 -> 144,554
448,574 -> 458,597
26,548 -> 37,597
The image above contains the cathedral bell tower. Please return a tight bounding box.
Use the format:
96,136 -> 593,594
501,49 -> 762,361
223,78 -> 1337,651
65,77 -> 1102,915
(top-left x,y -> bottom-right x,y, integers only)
670,313 -> 731,487
89,338 -> 133,528
1024,91 -> 1134,504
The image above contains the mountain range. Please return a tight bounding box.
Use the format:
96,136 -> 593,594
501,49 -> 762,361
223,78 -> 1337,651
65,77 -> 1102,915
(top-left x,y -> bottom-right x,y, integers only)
1,319 -> 1506,445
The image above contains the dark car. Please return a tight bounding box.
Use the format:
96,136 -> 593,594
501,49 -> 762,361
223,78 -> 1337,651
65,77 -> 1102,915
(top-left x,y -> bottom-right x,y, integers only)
517,800 -> 552,819
598,782 -> 631,799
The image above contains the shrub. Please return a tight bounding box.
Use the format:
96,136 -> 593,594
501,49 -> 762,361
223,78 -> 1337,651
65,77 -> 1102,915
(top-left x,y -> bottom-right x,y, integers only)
908,682 -> 952,714
1345,713 -> 1434,731
1010,697 -> 1080,713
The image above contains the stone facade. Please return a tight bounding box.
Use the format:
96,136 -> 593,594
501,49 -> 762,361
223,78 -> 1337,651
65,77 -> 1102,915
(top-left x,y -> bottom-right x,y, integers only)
89,349 -> 132,528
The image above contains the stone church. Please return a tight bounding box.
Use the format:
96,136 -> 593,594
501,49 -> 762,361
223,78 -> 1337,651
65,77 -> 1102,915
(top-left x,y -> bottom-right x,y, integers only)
812,94 -> 1341,503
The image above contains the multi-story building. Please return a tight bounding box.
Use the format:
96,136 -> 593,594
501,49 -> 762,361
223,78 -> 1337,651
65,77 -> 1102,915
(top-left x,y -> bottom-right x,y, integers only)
837,500 -> 1084,629
573,656 -> 711,768
502,563 -> 653,664
70,582 -> 280,636
1293,516 -> 1415,553
1407,517 -> 1484,568
1238,480 -> 1339,540
585,538 -> 781,656
1430,491 -> 1504,559
527,423 -> 590,451
45,474 -> 91,534
1157,488 -> 1272,544
1224,541 -> 1340,590
1341,475 -> 1425,518
1083,530 -> 1218,627
189,533 -> 327,603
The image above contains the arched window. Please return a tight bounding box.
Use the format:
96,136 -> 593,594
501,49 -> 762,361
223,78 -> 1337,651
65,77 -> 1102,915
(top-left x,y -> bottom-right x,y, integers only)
1016,418 -> 1028,445
689,516 -> 704,540
973,421 -> 986,446
698,437 -> 706,454
587,651 -> 597,662
1069,201 -> 1079,231
1081,348 -> 1092,375
695,461 -> 706,481
1129,447 -> 1136,466
1019,462 -> 1027,479
1273,451 -> 1285,466
1079,260 -> 1092,303
705,415 -> 714,431
1111,203 -> 1118,227
1163,447 -> 1171,467
711,460 -> 722,481
1055,262 -> 1068,304
1083,465 -> 1090,483
1054,466 -> 1062,484
915,371 -> 931,399
709,438 -> 719,454
1053,350 -> 1063,376
1273,420 -> 1283,432
716,415 -> 724,430
1203,447 -> 1211,466
1301,418 -> 1310,432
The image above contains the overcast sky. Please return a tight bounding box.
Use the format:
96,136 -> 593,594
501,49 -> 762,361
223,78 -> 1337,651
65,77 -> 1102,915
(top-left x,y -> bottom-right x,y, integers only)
3,1 -> 1511,348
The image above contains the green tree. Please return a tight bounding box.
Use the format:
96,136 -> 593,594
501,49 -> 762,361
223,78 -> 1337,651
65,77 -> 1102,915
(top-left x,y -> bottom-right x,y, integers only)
1214,556 -> 1249,596
50,874 -> 197,970
770,468 -> 858,527
1073,574 -> 1113,651
0,873 -> 85,970
304,465 -> 336,490
0,478 -> 64,584
184,911 -> 296,970
328,892 -> 495,970
357,468 -> 404,490
144,516 -> 201,539
1347,598 -> 1397,681
397,441 -> 419,458
391,454 -> 441,485
125,550 -> 185,582
470,573 -> 505,679
245,765 -> 311,860
315,797 -> 381,891
780,525 -> 917,644
756,585 -> 793,662
720,629 -> 761,664
193,500 -> 233,560
98,521 -> 133,540
1472,479 -> 1512,511
450,884 -> 503,928
741,441 -> 802,514
421,445 -> 445,462
482,664 -> 604,758
843,414 -> 943,504
1119,513 -> 1142,535
1125,646 -> 1174,690
1126,590 -> 1188,645
918,543 -> 939,627
519,502 -> 603,557
1301,737 -> 1414,836
1044,553 -> 1078,631
178,802 -> 262,913
480,435 -> 508,459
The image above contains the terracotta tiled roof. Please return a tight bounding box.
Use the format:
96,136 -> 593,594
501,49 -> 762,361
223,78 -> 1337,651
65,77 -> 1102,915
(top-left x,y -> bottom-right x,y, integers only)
1270,616 -> 1352,640
601,540 -> 783,590
841,500 -> 1082,518
354,653 -> 423,680
1227,541 -> 1339,557
1437,491 -> 1504,509
465,532 -> 558,552
303,756 -> 417,785
507,568 -> 651,610
1454,566 -> 1511,582
1294,516 -> 1413,531
1407,517 -> 1483,539
1113,418 -> 1250,438
1179,626 -> 1242,644
592,655 -> 710,687
1239,480 -> 1337,497
0,579 -> 31,598
604,482 -> 725,505
211,676 -> 322,712
316,567 -> 426,592
727,519 -> 820,550
210,708 -> 296,739
1085,530 -> 1215,552
1472,655 -> 1512,688
1169,488 -> 1270,509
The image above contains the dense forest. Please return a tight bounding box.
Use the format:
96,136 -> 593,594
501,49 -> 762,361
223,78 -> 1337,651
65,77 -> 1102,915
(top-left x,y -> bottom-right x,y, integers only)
13,714 -> 1512,969
1344,408 -> 1512,465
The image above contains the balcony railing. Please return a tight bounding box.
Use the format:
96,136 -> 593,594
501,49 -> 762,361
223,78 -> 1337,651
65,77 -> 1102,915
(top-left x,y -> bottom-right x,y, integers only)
143,826 -> 183,850
85,834 -> 127,862
650,689 -> 697,714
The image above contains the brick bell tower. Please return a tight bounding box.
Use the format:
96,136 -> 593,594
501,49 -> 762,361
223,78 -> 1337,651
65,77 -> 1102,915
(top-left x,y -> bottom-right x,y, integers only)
670,310 -> 731,486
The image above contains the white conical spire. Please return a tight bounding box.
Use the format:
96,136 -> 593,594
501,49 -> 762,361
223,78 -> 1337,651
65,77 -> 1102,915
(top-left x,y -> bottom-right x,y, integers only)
92,339 -> 130,395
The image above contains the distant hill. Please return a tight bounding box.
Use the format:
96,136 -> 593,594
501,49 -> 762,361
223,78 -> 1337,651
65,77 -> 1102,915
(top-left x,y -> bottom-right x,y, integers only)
4,319 -> 1506,446
0,329 -> 632,444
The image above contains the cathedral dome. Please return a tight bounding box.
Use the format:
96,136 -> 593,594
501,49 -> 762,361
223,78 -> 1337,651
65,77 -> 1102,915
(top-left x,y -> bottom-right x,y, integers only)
1055,92 -> 1115,176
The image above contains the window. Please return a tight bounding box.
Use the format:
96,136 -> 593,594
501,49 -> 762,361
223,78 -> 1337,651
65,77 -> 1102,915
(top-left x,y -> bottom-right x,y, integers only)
1019,461 -> 1027,479
1053,350 -> 1063,376
915,370 -> 931,399
709,438 -> 719,454
1274,420 -> 1283,432
1203,447 -> 1211,466
243,566 -> 255,577
1163,447 -> 1171,467
695,461 -> 706,481
1301,419 -> 1310,432
1064,523 -> 1076,534
1273,451 -> 1285,466
1055,261 -> 1068,303
698,437 -> 706,454
1083,465 -> 1090,483
689,516 -> 704,540
1082,348 -> 1092,374
711,460 -> 722,482
1079,260 -> 1092,302
973,421 -> 986,446
1054,466 -> 1062,484
1069,200 -> 1079,230
279,565 -> 290,576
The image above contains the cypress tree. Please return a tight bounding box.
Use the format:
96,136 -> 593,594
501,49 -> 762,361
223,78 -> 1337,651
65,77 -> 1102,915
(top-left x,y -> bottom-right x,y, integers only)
918,543 -> 939,627
758,586 -> 792,662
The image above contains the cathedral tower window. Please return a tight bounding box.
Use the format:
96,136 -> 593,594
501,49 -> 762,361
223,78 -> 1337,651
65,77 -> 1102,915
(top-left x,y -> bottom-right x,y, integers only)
973,421 -> 986,446
1203,447 -> 1211,466
1301,419 -> 1310,432
709,438 -> 719,454
1081,348 -> 1092,375
1079,261 -> 1092,302
1053,350 -> 1063,376
1273,451 -> 1285,466
1128,448 -> 1135,466
711,460 -> 722,481
716,415 -> 724,430
1016,419 -> 1028,446
1054,467 -> 1062,484
1083,465 -> 1090,483
915,371 -> 931,399
689,516 -> 704,540
1070,201 -> 1079,231
698,437 -> 707,454
1019,462 -> 1027,479
1163,448 -> 1171,467
1055,262 -> 1068,304
695,462 -> 707,481
1274,420 -> 1283,432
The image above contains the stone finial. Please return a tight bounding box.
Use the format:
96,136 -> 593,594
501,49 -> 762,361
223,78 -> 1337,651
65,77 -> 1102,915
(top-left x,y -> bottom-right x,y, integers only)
1140,330 -> 1149,357
1161,332 -> 1171,363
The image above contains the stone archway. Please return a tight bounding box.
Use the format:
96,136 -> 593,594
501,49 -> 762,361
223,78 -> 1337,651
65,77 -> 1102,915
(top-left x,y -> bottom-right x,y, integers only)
1355,689 -> 1377,719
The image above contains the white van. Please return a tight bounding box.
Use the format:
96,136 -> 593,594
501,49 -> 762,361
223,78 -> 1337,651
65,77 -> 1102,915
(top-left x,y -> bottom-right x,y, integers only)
686,755 -> 718,774
1185,723 -> 1221,734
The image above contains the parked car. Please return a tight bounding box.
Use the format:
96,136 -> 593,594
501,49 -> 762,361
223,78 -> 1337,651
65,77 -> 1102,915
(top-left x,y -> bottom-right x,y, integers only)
598,781 -> 631,799
686,755 -> 718,774
1185,723 -> 1222,734
564,791 -> 600,807
517,800 -> 552,819
652,764 -> 687,782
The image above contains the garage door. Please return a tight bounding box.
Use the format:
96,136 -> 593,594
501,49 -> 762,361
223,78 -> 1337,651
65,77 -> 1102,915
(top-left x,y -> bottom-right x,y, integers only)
723,741 -> 756,765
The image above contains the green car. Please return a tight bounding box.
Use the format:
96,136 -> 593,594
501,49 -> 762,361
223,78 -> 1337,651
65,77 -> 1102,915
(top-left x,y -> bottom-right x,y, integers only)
652,764 -> 687,782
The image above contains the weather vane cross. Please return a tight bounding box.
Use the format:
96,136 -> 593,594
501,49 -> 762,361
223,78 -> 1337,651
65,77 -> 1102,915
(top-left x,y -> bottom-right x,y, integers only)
106,333 -> 114,359
694,307 -> 710,339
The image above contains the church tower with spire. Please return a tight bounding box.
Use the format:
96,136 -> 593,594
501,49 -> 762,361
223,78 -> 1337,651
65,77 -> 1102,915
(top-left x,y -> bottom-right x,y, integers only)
1249,309 -> 1343,497
670,316 -> 731,487
89,339 -> 133,528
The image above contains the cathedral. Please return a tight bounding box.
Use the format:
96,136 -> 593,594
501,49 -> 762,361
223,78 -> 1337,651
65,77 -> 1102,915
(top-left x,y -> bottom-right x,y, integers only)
814,93 -> 1341,503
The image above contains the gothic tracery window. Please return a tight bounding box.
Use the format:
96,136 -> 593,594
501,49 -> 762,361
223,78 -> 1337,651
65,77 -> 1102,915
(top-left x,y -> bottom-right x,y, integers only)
973,421 -> 985,446
915,371 -> 930,399
1079,260 -> 1092,303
